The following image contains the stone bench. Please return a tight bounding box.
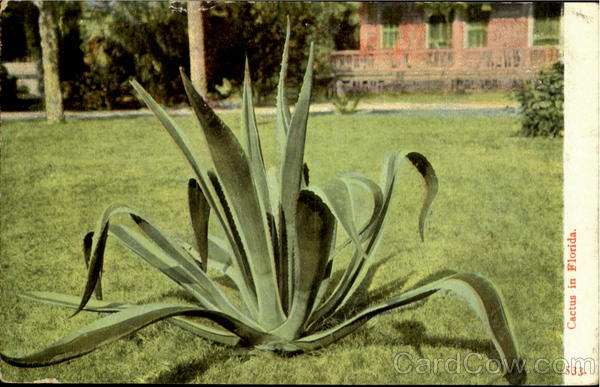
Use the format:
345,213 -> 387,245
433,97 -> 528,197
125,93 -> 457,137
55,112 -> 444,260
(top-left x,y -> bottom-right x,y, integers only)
2,61 -> 42,99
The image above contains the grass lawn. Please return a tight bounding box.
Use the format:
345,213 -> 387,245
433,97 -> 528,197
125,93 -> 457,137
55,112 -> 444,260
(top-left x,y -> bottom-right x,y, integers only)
0,111 -> 562,384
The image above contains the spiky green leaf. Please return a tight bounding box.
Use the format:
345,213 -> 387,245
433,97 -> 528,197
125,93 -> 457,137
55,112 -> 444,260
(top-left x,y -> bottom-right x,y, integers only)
280,42 -> 315,213
0,302 -> 270,367
130,79 -> 253,302
275,18 -> 292,156
15,292 -> 241,347
405,152 -> 438,241
241,59 -> 272,215
109,224 -> 257,327
82,231 -> 103,300
188,178 -> 210,271
0,304 -> 208,367
180,69 -> 284,329
294,273 -> 524,383
275,190 -> 335,338
18,291 -> 130,313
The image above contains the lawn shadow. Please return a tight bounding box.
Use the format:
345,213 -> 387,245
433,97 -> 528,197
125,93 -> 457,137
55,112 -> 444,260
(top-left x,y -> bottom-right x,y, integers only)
391,269 -> 526,384
393,320 -> 496,358
147,350 -> 223,384
342,267 -> 526,385
147,348 -> 253,384
392,320 -> 526,385
352,268 -> 457,311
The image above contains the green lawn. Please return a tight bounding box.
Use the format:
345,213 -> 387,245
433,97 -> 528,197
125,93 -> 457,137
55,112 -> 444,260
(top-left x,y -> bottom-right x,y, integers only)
0,112 -> 562,384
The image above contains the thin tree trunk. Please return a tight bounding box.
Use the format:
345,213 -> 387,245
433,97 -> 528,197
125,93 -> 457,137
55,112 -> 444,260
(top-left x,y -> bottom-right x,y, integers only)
187,0 -> 208,96
0,0 -> 10,14
37,0 -> 63,122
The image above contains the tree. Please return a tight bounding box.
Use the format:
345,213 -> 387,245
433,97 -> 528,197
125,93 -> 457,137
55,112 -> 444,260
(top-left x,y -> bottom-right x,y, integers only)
35,0 -> 64,122
0,1 -> 40,62
201,1 -> 360,101
187,0 -> 207,96
79,1 -> 188,107
416,2 -> 492,18
0,0 -> 9,14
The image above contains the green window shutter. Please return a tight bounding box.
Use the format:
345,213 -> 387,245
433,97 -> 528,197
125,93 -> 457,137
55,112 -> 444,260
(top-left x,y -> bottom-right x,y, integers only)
533,3 -> 562,46
466,21 -> 487,48
381,24 -> 399,49
429,23 -> 441,48
465,4 -> 490,48
428,14 -> 452,48
380,6 -> 401,49
533,17 -> 560,46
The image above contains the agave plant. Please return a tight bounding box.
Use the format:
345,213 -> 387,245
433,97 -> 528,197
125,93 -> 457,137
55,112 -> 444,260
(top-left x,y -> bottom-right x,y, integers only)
1,25 -> 523,383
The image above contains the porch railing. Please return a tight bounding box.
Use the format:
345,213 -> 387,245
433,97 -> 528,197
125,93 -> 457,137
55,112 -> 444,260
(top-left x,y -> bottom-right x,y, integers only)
330,46 -> 560,75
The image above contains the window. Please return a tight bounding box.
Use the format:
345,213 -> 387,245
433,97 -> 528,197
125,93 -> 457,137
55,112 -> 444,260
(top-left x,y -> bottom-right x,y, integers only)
466,22 -> 487,48
380,6 -> 401,49
465,5 -> 490,48
533,2 -> 562,46
428,14 -> 453,48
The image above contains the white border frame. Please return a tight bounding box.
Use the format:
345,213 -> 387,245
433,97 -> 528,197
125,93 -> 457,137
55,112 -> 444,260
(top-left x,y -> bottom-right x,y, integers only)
562,3 -> 599,385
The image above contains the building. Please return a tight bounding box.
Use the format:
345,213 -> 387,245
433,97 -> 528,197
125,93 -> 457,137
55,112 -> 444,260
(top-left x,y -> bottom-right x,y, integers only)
330,2 -> 562,93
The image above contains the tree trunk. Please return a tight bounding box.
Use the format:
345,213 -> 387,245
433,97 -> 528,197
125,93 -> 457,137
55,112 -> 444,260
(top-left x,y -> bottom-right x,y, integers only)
187,0 -> 208,96
36,0 -> 64,122
0,0 -> 10,14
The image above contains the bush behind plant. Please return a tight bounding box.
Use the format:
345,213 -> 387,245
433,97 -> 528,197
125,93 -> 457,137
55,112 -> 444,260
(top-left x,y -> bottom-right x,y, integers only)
75,1 -> 188,109
515,61 -> 564,137
74,1 -> 358,107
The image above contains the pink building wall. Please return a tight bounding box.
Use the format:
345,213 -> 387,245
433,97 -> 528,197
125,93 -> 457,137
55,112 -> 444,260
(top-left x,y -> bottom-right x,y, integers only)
359,4 -> 378,54
452,14 -> 465,50
397,6 -> 426,50
359,2 -> 533,52
487,4 -> 530,48
333,3 -> 559,92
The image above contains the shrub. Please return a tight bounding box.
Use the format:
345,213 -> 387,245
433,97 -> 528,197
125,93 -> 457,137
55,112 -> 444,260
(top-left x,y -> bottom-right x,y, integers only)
515,61 -> 564,137
331,90 -> 361,115
215,2 -> 359,102
62,36 -> 139,111
79,1 -> 189,107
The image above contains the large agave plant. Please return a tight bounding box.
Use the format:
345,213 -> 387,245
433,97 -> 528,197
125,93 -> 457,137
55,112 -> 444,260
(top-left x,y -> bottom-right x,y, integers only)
1,26 -> 523,383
